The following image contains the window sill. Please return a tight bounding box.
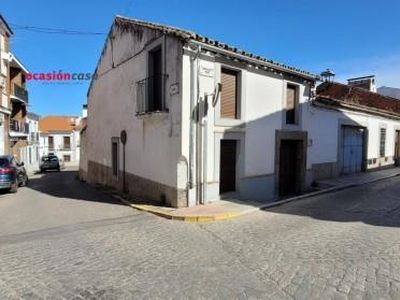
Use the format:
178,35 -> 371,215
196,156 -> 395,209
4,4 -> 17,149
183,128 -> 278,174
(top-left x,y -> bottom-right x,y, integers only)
136,110 -> 169,118
214,118 -> 244,128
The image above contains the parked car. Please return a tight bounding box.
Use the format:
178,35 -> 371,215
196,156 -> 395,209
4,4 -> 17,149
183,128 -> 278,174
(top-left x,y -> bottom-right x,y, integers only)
40,155 -> 61,172
0,155 -> 28,193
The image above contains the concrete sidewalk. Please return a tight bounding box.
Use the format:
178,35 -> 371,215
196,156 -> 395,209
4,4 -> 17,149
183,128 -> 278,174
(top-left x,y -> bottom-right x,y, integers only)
113,167 -> 400,222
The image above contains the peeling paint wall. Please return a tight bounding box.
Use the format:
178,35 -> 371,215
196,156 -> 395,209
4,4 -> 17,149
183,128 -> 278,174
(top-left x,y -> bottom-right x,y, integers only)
86,22 -> 184,206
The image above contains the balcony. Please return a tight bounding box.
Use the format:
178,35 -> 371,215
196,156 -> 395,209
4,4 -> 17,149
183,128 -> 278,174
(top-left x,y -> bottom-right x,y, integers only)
136,74 -> 168,115
9,120 -> 29,138
11,84 -> 29,103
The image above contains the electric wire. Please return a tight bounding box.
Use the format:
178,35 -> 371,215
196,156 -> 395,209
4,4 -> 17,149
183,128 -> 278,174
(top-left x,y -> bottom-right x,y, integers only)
9,23 -> 106,36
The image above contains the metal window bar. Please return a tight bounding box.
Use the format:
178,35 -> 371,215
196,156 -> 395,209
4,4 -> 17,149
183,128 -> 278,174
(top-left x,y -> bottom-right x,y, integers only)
380,128 -> 386,157
136,74 -> 168,114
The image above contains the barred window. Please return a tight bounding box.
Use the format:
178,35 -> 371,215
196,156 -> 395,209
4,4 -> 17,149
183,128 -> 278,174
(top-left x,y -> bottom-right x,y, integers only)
379,128 -> 386,157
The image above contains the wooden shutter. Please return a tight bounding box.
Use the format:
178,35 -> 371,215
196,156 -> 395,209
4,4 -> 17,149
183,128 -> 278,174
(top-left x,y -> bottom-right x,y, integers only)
63,136 -> 70,149
48,136 -> 54,149
221,69 -> 238,119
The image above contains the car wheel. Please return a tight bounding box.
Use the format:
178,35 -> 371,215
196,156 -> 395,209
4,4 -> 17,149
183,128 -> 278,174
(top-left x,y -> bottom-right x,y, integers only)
10,179 -> 18,193
40,168 -> 44,173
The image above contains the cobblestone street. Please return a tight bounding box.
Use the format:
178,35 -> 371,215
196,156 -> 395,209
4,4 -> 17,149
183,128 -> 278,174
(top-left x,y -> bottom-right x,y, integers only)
1,170 -> 400,299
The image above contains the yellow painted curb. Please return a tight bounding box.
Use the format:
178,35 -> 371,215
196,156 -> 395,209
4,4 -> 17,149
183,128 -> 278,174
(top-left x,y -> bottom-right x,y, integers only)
113,195 -> 242,222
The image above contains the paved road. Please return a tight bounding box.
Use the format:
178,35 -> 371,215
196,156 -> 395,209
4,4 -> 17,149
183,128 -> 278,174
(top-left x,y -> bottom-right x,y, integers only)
1,170 -> 400,299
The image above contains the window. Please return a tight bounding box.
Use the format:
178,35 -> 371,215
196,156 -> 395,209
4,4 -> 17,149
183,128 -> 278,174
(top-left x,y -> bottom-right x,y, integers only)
10,120 -> 20,131
220,68 -> 239,119
111,138 -> 119,177
63,155 -> 71,162
48,136 -> 54,150
63,136 -> 71,150
136,45 -> 167,114
380,128 -> 386,157
286,84 -> 297,124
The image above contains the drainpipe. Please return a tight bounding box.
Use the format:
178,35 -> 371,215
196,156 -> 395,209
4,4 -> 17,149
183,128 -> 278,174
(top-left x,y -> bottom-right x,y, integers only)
188,42 -> 201,205
201,95 -> 208,204
197,97 -> 202,204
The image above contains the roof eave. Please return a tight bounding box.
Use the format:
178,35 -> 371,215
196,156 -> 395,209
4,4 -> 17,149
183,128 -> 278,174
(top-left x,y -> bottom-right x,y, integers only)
10,54 -> 29,74
0,15 -> 13,36
189,39 -> 317,81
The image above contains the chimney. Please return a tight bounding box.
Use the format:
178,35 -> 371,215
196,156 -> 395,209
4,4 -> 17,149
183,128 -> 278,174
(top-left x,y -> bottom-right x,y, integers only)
347,75 -> 376,92
82,104 -> 87,118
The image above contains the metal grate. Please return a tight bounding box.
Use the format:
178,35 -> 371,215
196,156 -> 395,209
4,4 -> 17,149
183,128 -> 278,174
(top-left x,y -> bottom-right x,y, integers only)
380,128 -> 386,157
136,74 -> 168,114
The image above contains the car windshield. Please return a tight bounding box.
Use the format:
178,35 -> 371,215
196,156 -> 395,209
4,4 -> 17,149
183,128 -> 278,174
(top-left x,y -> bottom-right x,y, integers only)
42,156 -> 58,162
0,158 -> 9,167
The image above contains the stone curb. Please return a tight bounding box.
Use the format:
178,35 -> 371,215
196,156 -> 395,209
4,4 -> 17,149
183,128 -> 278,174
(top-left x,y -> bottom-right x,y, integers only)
112,195 -> 241,222
113,172 -> 400,222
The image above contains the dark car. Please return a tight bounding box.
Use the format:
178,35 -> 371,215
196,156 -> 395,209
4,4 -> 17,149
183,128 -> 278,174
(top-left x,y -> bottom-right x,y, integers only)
0,155 -> 28,193
40,155 -> 61,172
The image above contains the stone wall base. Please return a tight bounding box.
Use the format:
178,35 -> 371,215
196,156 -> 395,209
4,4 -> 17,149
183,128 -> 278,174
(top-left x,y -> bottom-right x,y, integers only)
87,160 -> 187,208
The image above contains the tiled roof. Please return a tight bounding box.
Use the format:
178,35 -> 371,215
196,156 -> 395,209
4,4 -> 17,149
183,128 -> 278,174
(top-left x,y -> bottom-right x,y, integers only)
114,16 -> 316,79
0,15 -> 13,36
316,82 -> 400,116
39,116 -> 79,132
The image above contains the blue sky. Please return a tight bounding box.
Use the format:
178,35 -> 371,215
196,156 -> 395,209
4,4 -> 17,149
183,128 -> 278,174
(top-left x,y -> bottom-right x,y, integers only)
2,0 -> 400,116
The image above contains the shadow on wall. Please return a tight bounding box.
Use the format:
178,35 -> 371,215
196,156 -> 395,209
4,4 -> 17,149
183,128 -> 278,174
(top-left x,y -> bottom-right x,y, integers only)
25,170 -> 125,206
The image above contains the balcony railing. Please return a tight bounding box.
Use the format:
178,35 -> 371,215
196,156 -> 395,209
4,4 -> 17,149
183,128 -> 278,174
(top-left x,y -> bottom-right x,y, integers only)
10,120 -> 29,134
136,74 -> 168,115
11,84 -> 29,103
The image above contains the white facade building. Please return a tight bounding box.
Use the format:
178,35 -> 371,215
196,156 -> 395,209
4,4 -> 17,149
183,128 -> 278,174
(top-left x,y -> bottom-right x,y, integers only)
306,82 -> 400,181
83,16 -> 400,208
83,16 -> 318,207
39,116 -> 80,166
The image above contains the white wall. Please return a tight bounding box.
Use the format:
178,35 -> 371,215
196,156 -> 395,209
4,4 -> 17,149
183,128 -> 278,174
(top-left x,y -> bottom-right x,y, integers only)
39,131 -> 80,164
244,71 -> 283,177
307,104 -> 400,170
87,23 -> 183,188
181,50 -> 312,203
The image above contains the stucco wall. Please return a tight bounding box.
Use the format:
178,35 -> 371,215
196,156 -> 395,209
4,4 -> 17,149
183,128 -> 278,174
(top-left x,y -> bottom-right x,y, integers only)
86,22 -> 184,206
39,132 -> 80,163
181,51 -> 312,203
307,104 -> 400,180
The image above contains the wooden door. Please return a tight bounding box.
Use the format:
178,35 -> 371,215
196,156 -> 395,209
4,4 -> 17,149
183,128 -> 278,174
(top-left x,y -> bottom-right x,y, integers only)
279,140 -> 298,196
341,126 -> 364,174
220,140 -> 237,194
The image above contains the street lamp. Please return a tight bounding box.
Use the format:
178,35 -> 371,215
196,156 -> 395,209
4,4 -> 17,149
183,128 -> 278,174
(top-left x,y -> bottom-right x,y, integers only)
320,69 -> 335,82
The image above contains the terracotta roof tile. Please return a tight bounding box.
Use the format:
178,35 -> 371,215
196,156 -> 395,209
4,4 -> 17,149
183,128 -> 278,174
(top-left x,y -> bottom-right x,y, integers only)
316,82 -> 400,115
114,16 -> 316,79
39,116 -> 79,132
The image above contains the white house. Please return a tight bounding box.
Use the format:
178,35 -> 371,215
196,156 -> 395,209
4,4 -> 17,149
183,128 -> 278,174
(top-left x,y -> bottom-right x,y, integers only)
307,79 -> 400,182
82,16 -> 400,208
82,16 -> 320,208
39,116 -> 80,166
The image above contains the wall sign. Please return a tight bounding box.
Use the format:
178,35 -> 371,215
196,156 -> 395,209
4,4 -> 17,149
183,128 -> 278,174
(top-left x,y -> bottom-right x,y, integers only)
199,65 -> 215,77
